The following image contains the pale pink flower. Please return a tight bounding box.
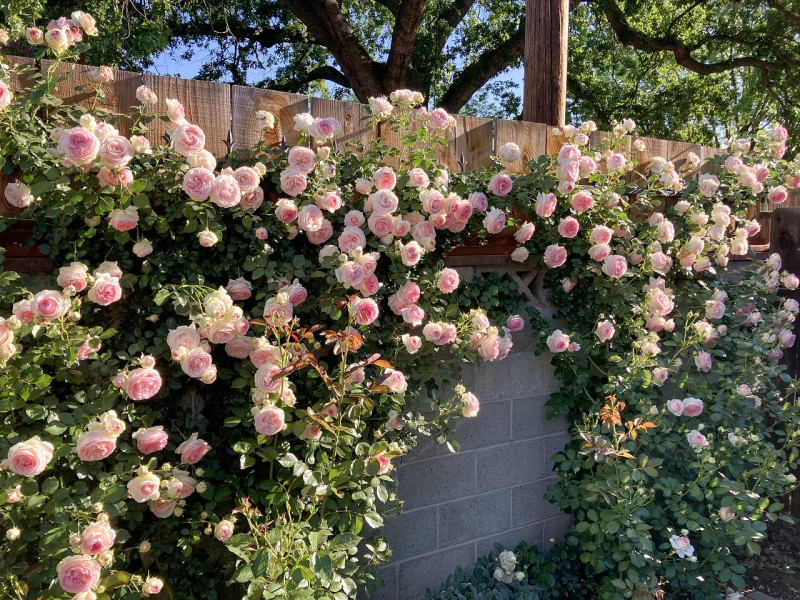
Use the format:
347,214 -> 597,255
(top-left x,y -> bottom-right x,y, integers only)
58,127 -> 100,167
176,433 -> 210,464
288,146 -> 316,174
484,208 -> 506,234
694,351 -> 712,372
87,274 -> 122,306
595,320 -> 615,341
6,436 -> 54,477
437,268 -> 460,294
535,193 -> 557,218
125,367 -> 162,401
488,173 -> 513,196
280,168 -> 307,197
76,429 -> 117,461
570,190 -> 594,212
81,521 -> 116,555
56,555 -> 101,594
172,123 -> 206,156
683,398 -> 704,417
253,405 -> 285,436
461,392 -> 480,417
558,216 -> 580,238
351,297 -> 380,326
132,426 -> 169,455
546,330 -> 570,353
602,254 -> 628,278
544,244 -> 568,268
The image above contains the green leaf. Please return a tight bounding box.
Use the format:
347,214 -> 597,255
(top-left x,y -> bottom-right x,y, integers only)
329,533 -> 361,551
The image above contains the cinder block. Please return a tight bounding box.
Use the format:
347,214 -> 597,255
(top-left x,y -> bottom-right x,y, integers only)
508,314 -> 535,354
476,438 -> 547,493
512,394 -> 569,440
384,507 -> 438,562
475,351 -> 551,401
397,452 -> 476,510
475,522 -> 545,557
541,514 -> 574,552
451,399 -> 512,451
438,489 -> 511,548
358,564 -> 398,600
511,477 -> 561,527
403,430 -> 440,463
542,432 -> 572,467
397,542 -> 475,600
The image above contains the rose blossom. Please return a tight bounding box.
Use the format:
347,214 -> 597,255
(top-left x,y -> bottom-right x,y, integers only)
149,498 -> 176,518
694,351 -> 712,372
253,406 -> 285,436
558,216 -> 580,238
402,334 -> 422,354
498,142 -> 521,163
176,433 -> 210,464
544,244 -> 568,268
81,521 -> 116,555
667,399 -> 684,416
108,207 -> 139,231
32,289 -> 68,320
198,229 -> 219,247
535,192 -> 557,218
183,167 -> 215,200
143,577 -> 164,596
546,330 -> 570,353
488,173 -> 513,196
595,320 -> 615,341
383,369 -> 408,393
172,123 -> 206,156
181,348 -> 213,378
4,182 -> 34,208
683,398 -> 704,417
437,268 -> 460,294
6,436 -> 54,476
461,392 -> 480,417
687,430 -> 708,452
98,135 -> 134,168
351,297 -> 380,326
77,428 -> 118,461
58,127 -> 100,167
279,168 -> 308,197
56,555 -> 101,594
87,274 -> 122,306
602,254 -> 628,278
210,174 -> 241,208
484,208 -> 506,234
287,146 -> 316,174
132,426 -> 169,454
768,186 -> 788,204
374,166 -> 397,190
125,367 -> 162,401
570,190 -> 594,212
57,263 -> 89,292
215,520 -> 235,542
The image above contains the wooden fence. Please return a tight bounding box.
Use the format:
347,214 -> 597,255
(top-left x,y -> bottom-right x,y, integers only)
0,56 -> 794,266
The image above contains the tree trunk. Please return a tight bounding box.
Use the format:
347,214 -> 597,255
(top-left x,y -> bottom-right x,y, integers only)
523,0 -> 569,126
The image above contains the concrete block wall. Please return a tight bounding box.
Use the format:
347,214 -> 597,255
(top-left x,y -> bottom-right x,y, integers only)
369,267 -> 573,600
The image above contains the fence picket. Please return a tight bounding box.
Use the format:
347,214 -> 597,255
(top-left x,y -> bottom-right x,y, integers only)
231,86 -> 308,152
440,115 -> 494,173
4,56 -> 37,91
495,119 -> 547,173
309,97 -> 371,153
143,74 -> 231,158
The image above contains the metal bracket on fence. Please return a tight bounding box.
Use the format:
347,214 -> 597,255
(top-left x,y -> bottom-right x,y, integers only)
458,152 -> 468,173
280,136 -> 288,150
223,129 -> 235,160
162,133 -> 171,145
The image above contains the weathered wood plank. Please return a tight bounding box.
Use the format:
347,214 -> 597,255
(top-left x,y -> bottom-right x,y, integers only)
495,119 -> 547,173
42,60 -> 141,135
231,86 -> 307,152
143,73 -> 231,158
4,56 -> 37,91
523,0 -> 568,126
440,115 -> 494,173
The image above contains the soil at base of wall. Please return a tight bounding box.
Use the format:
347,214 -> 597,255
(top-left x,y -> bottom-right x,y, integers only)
744,518 -> 800,600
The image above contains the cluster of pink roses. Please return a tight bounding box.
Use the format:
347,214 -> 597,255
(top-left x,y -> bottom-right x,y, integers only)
76,411 -> 126,462
23,11 -> 97,54
113,355 -> 163,401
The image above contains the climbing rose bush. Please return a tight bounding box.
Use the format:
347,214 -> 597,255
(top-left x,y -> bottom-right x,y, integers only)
2,13 -> 800,600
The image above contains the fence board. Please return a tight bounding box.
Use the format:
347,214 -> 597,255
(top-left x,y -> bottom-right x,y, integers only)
310,97 -> 371,153
144,73 -> 231,158
4,56 -> 37,91
41,60 -> 141,135
439,115 -> 494,173
231,86 -> 307,151
495,119 -> 547,173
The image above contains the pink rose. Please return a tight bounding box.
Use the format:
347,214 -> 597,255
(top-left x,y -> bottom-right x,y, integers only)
172,123 -> 206,156
149,498 -> 176,518
344,210 -> 365,227
383,369 -> 408,393
226,278 -> 252,301
3,182 -> 33,208
76,429 -> 117,461
336,261 -> 365,287
370,189 -> 399,214
0,80 -> 12,109
253,406 -> 285,436
590,225 -> 613,245
6,486 -> 21,503
595,320 -> 615,341
57,263 -> 89,292
98,135 -> 134,168
181,348 -> 213,378
360,274 -> 380,296
351,297 -> 380,326
694,351 -> 712,372
488,173 -> 513,196
288,146 -> 316,174
87,274 -> 122,306
400,241 -> 423,266
225,338 -> 253,359
132,426 -> 169,454
536,193 -> 557,218
461,392 -> 480,417
558,216 -> 580,238
402,334 -> 422,353
13,299 -> 35,323
368,213 -> 395,237
81,521 -> 116,555
374,166 -> 397,190
546,330 -> 570,353
437,268 -> 460,294
506,315 -> 525,332
183,168 -> 215,200
469,192 -> 489,212
108,207 -> 139,232
254,364 -> 283,393
570,190 -> 594,212
667,399 -> 684,416
402,304 -> 426,326
515,222 -> 535,244
143,577 -> 165,596
309,117 -> 342,141
58,127 -> 100,167
176,433 -> 210,464
768,186 -> 788,204
683,398 -> 704,417
206,320 -> 237,344
687,430 -> 708,451
167,326 -> 200,351
484,208 -> 506,234
306,219 -> 333,244
316,189 -> 343,213
125,367 -> 162,401
57,555 -> 101,594
429,107 -> 452,130
298,204 -> 325,232
561,278 -> 576,293
7,436 -> 54,476
544,244 -> 568,268
606,153 -> 626,170
210,174 -> 241,208
241,187 -> 264,211
285,281 -> 308,306
214,520 -> 235,542
275,199 -> 298,223
33,289 -> 68,320
263,297 -> 293,328
280,169 -> 308,197
337,226 -> 367,253
602,254 -> 628,278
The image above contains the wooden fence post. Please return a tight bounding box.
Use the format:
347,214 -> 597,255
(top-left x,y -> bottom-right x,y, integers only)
523,0 -> 569,126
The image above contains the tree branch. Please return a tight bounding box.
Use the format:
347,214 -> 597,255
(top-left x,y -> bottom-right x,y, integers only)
436,18 -> 525,113
601,0 -> 781,76
283,0 -> 384,100
269,65 -> 350,92
385,0 -> 428,89
766,0 -> 800,24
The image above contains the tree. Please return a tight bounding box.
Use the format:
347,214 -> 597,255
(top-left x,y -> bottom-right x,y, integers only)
2,0 -> 799,148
